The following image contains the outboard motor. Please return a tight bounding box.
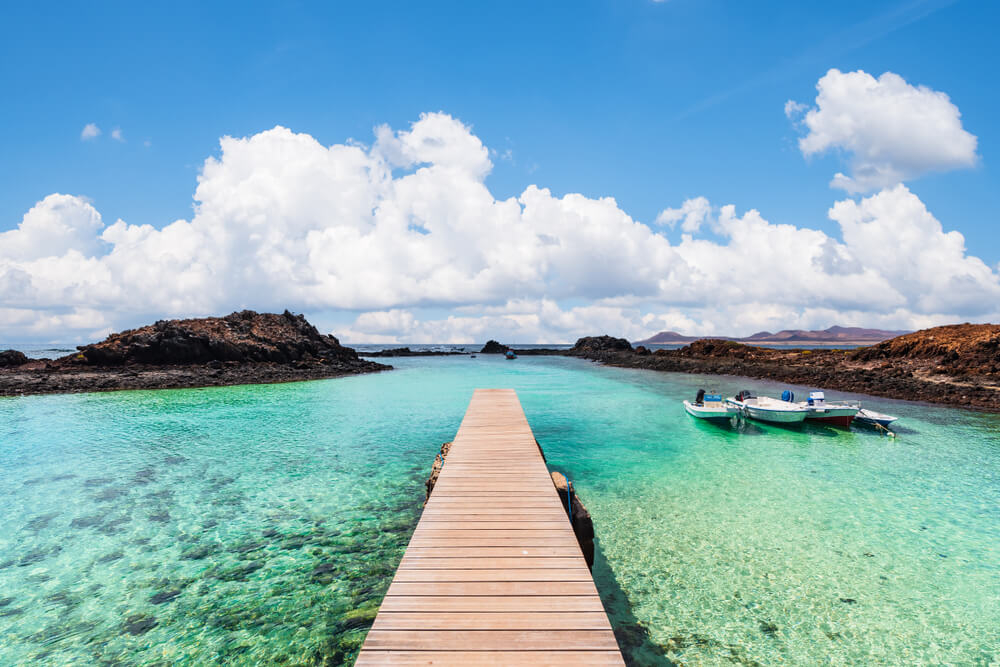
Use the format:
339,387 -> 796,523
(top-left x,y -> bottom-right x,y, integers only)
736,390 -> 755,402
781,390 -> 794,402
695,389 -> 705,404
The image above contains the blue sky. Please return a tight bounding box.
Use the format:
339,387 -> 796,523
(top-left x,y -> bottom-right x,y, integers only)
1,0 -> 998,343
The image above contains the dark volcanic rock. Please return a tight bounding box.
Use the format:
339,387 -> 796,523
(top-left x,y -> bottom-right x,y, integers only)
73,310 -> 360,366
0,350 -> 29,367
0,310 -> 389,397
480,340 -> 509,354
567,335 -> 632,359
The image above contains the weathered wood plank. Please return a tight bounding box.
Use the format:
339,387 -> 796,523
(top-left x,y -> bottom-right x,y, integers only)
356,651 -> 624,666
371,612 -> 613,630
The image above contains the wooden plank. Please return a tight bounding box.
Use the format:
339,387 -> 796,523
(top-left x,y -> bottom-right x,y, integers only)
375,596 -> 608,613
399,557 -> 586,569
371,612 -> 612,630
385,581 -> 600,597
362,630 -> 621,651
356,651 -> 624,666
391,568 -> 594,582
357,389 -> 623,665
403,547 -> 583,557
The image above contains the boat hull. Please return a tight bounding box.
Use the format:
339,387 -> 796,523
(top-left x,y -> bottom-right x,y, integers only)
745,406 -> 808,423
805,413 -> 855,428
684,401 -> 739,421
803,406 -> 858,429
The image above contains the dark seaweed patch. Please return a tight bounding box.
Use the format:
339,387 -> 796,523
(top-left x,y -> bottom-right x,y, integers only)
124,614 -> 158,635
150,589 -> 182,605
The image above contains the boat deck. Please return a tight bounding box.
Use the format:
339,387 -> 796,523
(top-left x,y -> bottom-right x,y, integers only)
355,389 -> 623,665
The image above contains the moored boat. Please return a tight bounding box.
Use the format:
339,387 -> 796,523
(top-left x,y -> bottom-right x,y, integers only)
684,389 -> 741,421
798,390 -> 859,428
504,350 -> 517,360
726,390 -> 808,424
855,408 -> 899,428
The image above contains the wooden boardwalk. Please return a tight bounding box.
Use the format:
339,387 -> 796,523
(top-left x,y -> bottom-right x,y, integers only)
356,389 -> 624,665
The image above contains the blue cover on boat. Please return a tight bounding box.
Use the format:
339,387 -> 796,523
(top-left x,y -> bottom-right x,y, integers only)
781,390 -> 794,402
704,394 -> 722,402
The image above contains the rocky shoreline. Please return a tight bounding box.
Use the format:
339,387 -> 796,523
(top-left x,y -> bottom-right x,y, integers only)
0,311 -> 389,397
562,325 -> 1000,412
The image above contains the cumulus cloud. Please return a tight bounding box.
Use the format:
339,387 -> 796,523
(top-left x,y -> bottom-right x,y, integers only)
791,69 -> 978,192
80,123 -> 101,140
111,127 -> 124,142
656,197 -> 711,233
2,112 -> 998,343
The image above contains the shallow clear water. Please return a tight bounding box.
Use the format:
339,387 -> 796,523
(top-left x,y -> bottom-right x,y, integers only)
1,356 -> 997,665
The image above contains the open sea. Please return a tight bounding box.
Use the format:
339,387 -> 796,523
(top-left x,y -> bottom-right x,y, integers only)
1,355 -> 997,665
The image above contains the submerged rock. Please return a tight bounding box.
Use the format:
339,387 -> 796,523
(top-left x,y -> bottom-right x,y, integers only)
150,589 -> 182,605
124,614 -> 158,635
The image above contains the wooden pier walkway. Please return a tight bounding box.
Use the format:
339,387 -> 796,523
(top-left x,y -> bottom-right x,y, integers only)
356,389 -> 624,665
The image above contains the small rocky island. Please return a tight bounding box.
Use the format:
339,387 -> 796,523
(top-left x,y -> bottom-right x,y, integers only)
564,324 -> 1000,411
0,310 -> 389,397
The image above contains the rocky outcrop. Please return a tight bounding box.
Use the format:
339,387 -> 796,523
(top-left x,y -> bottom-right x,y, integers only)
363,348 -> 467,358
551,471 -> 595,569
567,335 -> 632,360
0,311 -> 389,397
424,441 -> 452,503
852,323 -> 1000,377
480,340 -> 509,354
0,350 -> 28,367
72,310 -> 357,366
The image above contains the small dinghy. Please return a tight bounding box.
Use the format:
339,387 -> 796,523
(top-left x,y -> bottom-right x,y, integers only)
504,350 -> 517,360
798,391 -> 860,429
855,408 -> 899,428
726,390 -> 808,424
684,389 -> 740,421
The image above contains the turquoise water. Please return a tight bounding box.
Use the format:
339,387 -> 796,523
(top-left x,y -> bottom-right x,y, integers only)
1,356 -> 998,665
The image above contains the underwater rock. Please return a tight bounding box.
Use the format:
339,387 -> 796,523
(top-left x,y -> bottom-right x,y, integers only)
124,614 -> 158,635
50,473 -> 77,481
338,604 -> 378,631
83,477 -> 113,487
94,487 -> 127,502
148,511 -> 171,523
71,514 -> 104,529
98,551 -> 125,564
25,512 -> 59,532
232,541 -> 264,554
150,589 -> 182,605
180,544 -> 217,560
759,620 -> 779,635
551,471 -> 595,569
0,597 -> 13,607
163,456 -> 187,465
839,597 -> 857,604
214,560 -> 265,581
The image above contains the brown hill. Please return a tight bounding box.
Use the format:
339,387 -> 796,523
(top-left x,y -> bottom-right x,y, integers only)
638,326 -> 908,346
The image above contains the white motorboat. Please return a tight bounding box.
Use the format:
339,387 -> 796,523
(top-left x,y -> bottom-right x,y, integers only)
684,390 -> 741,421
855,408 -> 899,428
797,390 -> 860,429
725,390 -> 808,424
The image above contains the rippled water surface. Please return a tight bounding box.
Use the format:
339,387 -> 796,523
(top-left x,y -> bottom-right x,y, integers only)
1,356 -> 998,665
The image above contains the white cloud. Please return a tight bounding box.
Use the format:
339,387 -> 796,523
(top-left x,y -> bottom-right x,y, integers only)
80,123 -> 101,141
791,69 -> 978,192
111,127 -> 124,142
3,112 -> 998,343
784,100 -> 807,119
655,196 -> 711,233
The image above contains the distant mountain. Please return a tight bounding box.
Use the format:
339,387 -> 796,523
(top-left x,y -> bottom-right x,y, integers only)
636,326 -> 910,346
